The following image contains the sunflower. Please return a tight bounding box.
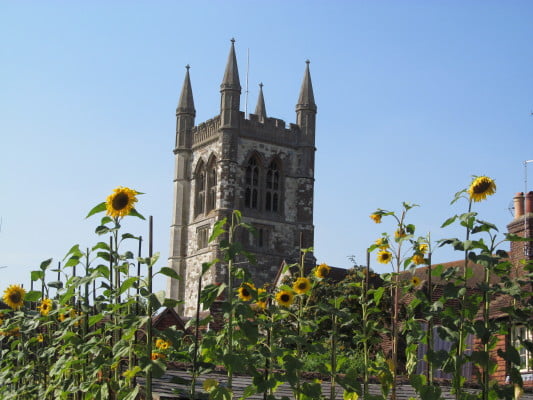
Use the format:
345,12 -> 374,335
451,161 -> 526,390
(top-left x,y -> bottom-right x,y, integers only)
37,333 -> 44,343
394,228 -> 406,240
314,263 -> 331,279
151,352 -> 166,360
293,277 -> 311,294
238,283 -> 255,301
411,276 -> 422,287
370,213 -> 382,224
468,176 -> 496,202
377,250 -> 392,264
38,298 -> 52,316
3,285 -> 26,310
203,378 -> 219,393
155,338 -> 171,350
253,288 -> 267,310
105,186 -> 139,218
418,243 -> 429,254
375,238 -> 388,249
275,290 -> 294,307
411,254 -> 425,265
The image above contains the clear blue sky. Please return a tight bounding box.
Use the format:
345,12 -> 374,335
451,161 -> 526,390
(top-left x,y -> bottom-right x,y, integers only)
1,1 -> 532,296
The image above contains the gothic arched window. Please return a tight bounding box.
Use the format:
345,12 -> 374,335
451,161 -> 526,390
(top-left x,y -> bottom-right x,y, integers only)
265,160 -> 280,212
194,161 -> 206,217
206,158 -> 217,213
245,157 -> 260,209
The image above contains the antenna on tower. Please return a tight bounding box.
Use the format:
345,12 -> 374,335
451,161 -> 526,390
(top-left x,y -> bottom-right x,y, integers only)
244,48 -> 250,118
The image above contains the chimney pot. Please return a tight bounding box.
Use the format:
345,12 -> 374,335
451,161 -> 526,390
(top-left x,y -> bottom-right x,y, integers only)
525,191 -> 533,214
514,192 -> 525,219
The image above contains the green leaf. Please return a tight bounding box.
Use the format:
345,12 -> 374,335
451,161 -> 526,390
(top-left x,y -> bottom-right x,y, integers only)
202,260 -> 217,276
48,281 -> 63,289
31,270 -> 45,282
209,218 -> 227,242
158,267 -> 181,280
118,277 -> 139,295
39,258 -> 52,271
25,290 -> 43,302
86,202 -> 106,218
95,225 -> 110,235
88,314 -> 104,327
128,208 -> 145,220
441,215 -> 457,228
162,298 -> 180,308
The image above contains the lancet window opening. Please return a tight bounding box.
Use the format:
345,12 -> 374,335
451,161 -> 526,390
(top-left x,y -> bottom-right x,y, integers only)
206,157 -> 217,213
245,157 -> 260,209
195,156 -> 218,217
265,160 -> 280,213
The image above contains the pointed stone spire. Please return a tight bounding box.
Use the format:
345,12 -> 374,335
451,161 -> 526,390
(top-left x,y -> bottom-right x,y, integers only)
220,39 -> 241,128
221,38 -> 241,90
296,60 -> 316,112
255,83 -> 267,122
177,65 -> 195,117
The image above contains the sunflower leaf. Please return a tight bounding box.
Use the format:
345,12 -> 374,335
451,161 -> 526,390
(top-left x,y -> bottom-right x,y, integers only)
128,208 -> 145,220
31,270 -> 44,281
86,202 -> 107,219
158,267 -> 181,280
25,290 -> 43,302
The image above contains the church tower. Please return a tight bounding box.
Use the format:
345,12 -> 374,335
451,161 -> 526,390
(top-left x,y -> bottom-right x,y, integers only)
167,40 -> 317,316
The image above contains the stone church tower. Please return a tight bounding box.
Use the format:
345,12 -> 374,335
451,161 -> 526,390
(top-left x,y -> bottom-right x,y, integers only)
167,40 -> 317,316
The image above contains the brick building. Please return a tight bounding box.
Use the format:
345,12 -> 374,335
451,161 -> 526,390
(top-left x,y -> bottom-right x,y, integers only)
167,40 -> 317,316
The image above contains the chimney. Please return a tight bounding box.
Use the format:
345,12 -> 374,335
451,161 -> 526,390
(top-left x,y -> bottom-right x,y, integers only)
514,192 -> 524,219
525,191 -> 533,214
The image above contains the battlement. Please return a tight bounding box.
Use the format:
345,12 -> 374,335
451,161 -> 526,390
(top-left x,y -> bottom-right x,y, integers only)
192,115 -> 221,145
241,113 -> 301,146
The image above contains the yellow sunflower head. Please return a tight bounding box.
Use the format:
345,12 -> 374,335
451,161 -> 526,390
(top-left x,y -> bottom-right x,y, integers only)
375,238 -> 388,249
314,263 -> 331,279
155,338 -> 171,350
105,186 -> 139,218
418,243 -> 429,254
3,285 -> 26,310
253,288 -> 267,310
237,283 -> 255,301
411,254 -> 425,265
468,176 -> 496,202
275,290 -> 294,307
293,277 -> 312,294
37,333 -> 44,343
394,228 -> 406,240
411,276 -> 422,288
370,213 -> 382,224
38,298 -> 53,316
377,250 -> 392,264
151,352 -> 166,360
203,378 -> 219,393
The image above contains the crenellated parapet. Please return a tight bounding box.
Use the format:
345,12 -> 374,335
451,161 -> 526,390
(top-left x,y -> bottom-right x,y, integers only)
192,116 -> 221,146
242,113 -> 301,147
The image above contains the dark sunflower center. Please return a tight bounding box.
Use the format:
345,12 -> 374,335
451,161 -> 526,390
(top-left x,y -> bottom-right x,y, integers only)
241,288 -> 250,297
9,292 -> 21,303
473,181 -> 490,194
280,294 -> 290,302
112,193 -> 130,210
298,282 -> 307,290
